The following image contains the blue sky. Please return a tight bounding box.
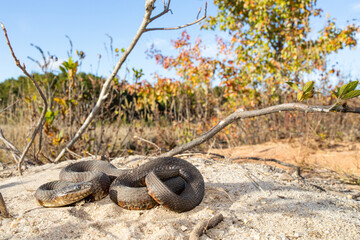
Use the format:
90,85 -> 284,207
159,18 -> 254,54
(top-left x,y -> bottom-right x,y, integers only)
1,0 -> 360,84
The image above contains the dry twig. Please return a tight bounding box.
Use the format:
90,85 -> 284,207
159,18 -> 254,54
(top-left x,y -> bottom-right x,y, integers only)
134,135 -> 162,153
189,213 -> 223,240
0,192 -> 11,218
1,23 -> 48,175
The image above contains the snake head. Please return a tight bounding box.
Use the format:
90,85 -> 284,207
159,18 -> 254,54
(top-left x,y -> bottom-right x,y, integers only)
36,181 -> 95,207
53,182 -> 94,206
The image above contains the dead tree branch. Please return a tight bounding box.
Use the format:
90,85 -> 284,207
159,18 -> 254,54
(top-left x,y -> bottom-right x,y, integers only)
1,23 -> 48,175
54,0 -> 207,162
159,103 -> 360,158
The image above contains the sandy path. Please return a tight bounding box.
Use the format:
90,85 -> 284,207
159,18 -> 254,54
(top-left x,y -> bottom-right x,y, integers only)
0,156 -> 359,239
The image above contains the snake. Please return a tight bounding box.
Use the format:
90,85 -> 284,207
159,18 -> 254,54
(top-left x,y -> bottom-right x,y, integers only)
35,157 -> 205,212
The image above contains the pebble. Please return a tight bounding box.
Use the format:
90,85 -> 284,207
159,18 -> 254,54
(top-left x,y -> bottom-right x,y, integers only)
180,225 -> 188,231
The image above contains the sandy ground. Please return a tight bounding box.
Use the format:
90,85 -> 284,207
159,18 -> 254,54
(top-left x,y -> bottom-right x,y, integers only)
0,143 -> 360,239
210,140 -> 360,178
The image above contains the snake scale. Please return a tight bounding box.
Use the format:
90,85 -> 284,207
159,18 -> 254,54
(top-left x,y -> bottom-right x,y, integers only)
35,157 -> 205,212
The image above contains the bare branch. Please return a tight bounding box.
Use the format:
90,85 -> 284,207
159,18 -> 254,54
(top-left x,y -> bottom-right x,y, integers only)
54,0 -> 207,162
1,23 -> 48,175
149,0 -> 171,22
159,103 -> 360,158
145,2 -> 207,32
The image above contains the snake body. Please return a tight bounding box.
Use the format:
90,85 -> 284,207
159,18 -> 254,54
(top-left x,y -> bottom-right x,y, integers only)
35,157 -> 205,212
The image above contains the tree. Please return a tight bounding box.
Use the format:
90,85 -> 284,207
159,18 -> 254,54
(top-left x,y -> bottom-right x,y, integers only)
202,0 -> 359,107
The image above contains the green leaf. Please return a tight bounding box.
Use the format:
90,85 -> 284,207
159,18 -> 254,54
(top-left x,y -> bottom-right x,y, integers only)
341,90 -> 360,100
338,85 -> 347,98
346,81 -> 359,92
285,81 -> 299,91
339,81 -> 359,98
302,81 -> 314,94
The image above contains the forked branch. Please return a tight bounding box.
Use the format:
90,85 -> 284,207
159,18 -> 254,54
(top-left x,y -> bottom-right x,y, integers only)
54,0 -> 207,162
1,23 -> 48,175
145,1 -> 207,31
159,103 -> 360,158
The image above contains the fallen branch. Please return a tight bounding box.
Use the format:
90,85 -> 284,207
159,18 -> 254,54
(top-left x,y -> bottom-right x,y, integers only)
1,23 -> 48,175
159,103 -> 360,158
54,0 -> 207,162
189,213 -> 223,240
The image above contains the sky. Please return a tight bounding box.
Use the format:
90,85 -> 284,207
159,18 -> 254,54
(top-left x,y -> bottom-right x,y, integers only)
0,0 -> 360,84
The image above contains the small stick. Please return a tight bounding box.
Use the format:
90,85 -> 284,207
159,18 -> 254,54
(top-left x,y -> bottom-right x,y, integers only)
189,213 -> 223,240
134,136 -> 162,153
0,192 -> 11,218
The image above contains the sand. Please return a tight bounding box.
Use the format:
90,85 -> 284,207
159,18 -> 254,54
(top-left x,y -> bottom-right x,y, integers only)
0,154 -> 359,240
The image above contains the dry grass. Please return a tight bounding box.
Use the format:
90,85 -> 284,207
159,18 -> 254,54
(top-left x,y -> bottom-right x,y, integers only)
1,107 -> 359,166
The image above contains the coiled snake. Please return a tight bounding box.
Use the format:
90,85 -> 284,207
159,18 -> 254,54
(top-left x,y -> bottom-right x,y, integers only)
35,157 -> 205,212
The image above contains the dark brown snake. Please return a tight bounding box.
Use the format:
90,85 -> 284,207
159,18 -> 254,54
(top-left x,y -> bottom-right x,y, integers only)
35,157 -> 205,212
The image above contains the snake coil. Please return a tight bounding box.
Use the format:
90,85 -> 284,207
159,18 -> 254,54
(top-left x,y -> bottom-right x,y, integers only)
35,157 -> 205,212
